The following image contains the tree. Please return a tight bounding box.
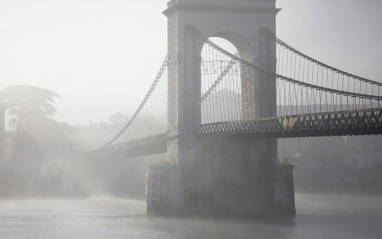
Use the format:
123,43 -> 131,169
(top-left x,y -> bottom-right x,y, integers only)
0,85 -> 66,159
0,85 -> 59,131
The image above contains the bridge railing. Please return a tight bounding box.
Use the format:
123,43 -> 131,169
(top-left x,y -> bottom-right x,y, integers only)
201,108 -> 382,138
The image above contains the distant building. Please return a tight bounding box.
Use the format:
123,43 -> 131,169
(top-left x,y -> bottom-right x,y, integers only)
278,137 -> 346,169
68,112 -> 130,149
108,112 -> 129,124
345,135 -> 382,169
201,89 -> 241,123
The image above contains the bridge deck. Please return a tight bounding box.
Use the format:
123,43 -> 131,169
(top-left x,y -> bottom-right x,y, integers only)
86,108 -> 382,159
201,108 -> 382,138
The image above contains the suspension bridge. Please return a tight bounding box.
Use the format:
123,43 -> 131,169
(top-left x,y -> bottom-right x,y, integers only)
72,33 -> 382,159
70,0 -> 382,215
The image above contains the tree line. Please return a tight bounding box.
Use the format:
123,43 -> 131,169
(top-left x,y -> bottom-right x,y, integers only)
0,85 -> 68,160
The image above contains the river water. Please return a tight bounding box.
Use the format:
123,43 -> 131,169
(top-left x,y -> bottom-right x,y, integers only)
0,194 -> 381,239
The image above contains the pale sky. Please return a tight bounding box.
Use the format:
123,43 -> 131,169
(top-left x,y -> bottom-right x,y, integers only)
1,0 -> 381,128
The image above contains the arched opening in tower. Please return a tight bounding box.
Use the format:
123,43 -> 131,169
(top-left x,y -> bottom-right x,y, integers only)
200,37 -> 243,124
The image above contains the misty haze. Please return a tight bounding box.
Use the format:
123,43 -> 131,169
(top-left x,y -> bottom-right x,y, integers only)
1,0 -> 382,239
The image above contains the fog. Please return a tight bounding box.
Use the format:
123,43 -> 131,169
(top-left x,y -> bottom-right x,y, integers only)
1,0 -> 382,238
1,0 -> 381,127
1,194 -> 382,239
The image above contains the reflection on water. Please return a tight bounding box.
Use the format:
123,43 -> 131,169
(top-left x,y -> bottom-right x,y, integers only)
0,194 -> 381,239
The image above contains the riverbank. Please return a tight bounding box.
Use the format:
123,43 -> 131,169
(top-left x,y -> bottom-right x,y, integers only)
294,167 -> 382,196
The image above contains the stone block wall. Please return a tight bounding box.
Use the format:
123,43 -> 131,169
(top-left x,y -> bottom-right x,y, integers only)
147,164 -> 184,215
273,164 -> 295,213
147,139 -> 296,216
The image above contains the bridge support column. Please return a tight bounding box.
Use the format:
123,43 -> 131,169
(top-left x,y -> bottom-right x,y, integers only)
148,137 -> 295,215
150,0 -> 295,216
273,164 -> 295,213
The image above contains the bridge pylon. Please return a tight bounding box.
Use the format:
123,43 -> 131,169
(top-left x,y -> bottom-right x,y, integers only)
147,0 -> 295,215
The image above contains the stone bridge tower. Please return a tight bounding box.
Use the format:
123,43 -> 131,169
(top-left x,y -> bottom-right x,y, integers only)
148,0 -> 295,215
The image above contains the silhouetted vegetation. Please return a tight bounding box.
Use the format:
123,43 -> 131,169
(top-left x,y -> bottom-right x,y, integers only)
0,85 -> 69,159
1,85 -> 58,130
0,85 -> 85,198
